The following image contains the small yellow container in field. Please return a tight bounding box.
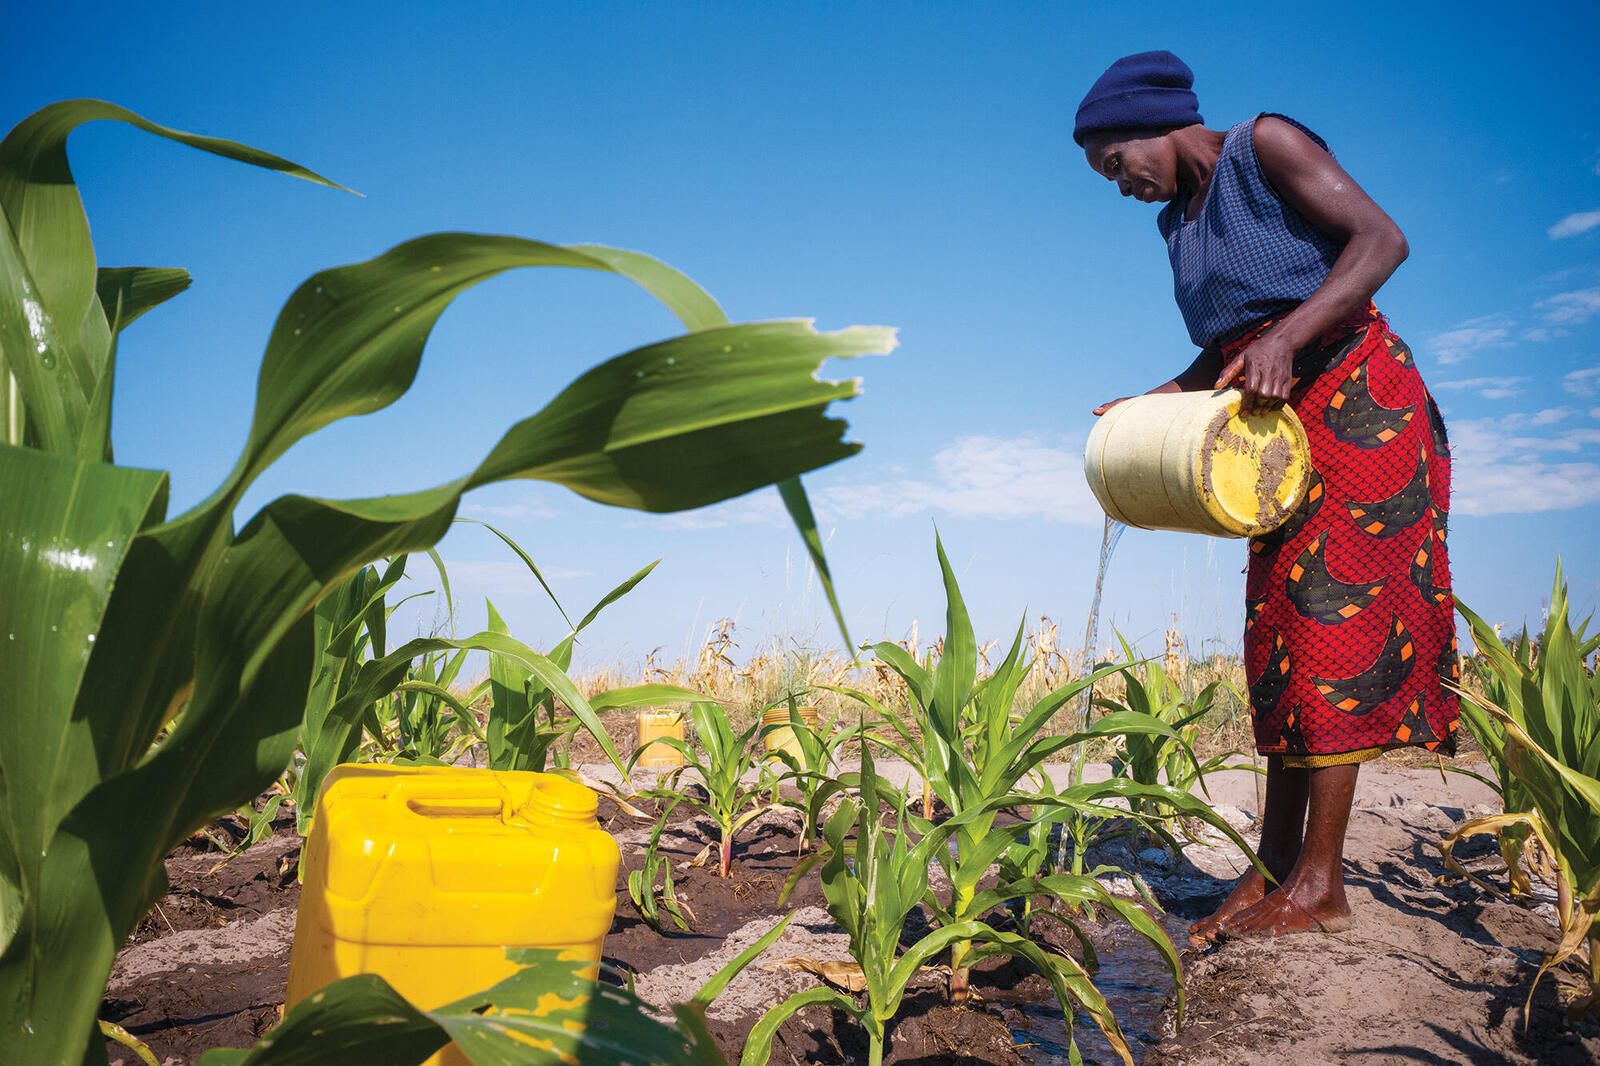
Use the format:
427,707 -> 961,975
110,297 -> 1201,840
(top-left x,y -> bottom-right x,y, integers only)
635,709 -> 686,768
761,705 -> 819,761
1084,388 -> 1312,538
285,763 -> 619,1066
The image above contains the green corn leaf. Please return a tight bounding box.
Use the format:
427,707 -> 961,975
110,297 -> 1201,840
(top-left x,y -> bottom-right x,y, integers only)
869,642 -> 934,710
692,912 -> 792,1009
881,921 -> 990,1019
195,974 -> 444,1066
94,267 -> 192,334
741,987 -> 865,1066
464,518 -> 573,631
0,100 -> 347,457
204,951 -> 732,1066
484,599 -> 533,769
0,444 -> 167,950
930,532 -> 976,740
588,684 -> 705,713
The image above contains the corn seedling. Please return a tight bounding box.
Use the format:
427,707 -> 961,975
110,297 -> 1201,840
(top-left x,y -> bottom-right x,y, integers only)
751,746 -> 1141,1066
641,701 -> 775,877
855,534 -> 1240,1003
627,797 -> 695,933
763,698 -> 865,853
1445,565 -> 1600,1021
1448,629 -> 1543,896
1099,633 -> 1246,849
0,98 -> 888,1064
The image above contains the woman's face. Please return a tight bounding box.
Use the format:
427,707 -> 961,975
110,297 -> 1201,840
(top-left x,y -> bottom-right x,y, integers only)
1084,130 -> 1177,204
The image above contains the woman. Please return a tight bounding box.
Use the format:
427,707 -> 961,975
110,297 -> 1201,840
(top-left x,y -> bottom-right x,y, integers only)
1075,51 -> 1459,941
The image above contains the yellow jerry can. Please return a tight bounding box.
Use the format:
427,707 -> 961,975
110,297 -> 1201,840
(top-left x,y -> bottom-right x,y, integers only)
760,704 -> 819,762
285,763 -> 620,1066
1084,388 -> 1312,538
634,709 -> 687,768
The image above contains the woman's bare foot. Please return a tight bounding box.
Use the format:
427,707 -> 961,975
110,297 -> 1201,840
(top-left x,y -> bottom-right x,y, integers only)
1217,877 -> 1351,938
1188,869 -> 1270,946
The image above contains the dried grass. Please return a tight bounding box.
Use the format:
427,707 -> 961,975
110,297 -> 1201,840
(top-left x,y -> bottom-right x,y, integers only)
570,617 -> 1258,762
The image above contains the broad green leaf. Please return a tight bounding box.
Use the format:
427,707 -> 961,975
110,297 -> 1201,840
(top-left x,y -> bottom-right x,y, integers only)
484,599 -> 533,770
930,532 -> 976,740
0,208 -> 80,452
0,100 -> 345,455
0,444 -> 167,952
588,684 -> 706,712
195,974 -> 442,1066
11,614 -> 312,1060
741,987 -> 864,1066
203,950 -> 729,1066
94,267 -> 191,333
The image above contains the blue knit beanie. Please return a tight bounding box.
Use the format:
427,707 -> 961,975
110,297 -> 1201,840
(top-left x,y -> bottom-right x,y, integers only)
1073,50 -> 1203,147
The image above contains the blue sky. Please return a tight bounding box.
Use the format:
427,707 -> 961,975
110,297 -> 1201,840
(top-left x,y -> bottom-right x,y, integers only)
8,2 -> 1598,670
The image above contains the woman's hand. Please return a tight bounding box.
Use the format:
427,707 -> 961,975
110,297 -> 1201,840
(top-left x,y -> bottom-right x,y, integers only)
1091,396 -> 1136,416
1215,332 -> 1294,414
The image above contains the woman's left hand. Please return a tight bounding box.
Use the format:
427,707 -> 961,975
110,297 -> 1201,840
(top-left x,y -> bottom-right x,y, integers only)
1215,332 -> 1294,414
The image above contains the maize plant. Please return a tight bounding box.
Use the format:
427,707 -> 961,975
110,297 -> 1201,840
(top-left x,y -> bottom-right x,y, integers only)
763,699 -> 865,854
854,534 -> 1261,1003
1099,632 -> 1246,849
639,701 -> 775,878
752,746 -> 1137,1066
627,797 -> 696,934
1445,565 -> 1600,1021
0,99 -> 890,1065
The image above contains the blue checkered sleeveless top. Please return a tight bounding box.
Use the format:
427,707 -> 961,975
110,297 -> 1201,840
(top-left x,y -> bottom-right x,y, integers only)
1157,113 -> 1342,348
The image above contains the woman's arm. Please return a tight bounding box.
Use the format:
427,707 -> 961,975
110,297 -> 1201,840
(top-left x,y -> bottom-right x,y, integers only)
1215,116 -> 1410,413
1092,346 -> 1221,415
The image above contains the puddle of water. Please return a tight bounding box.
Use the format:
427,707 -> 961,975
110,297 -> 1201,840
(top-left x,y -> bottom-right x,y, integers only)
1007,906 -> 1186,1065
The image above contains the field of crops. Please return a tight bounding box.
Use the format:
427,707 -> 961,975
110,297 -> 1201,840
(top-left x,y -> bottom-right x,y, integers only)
4,99 -> 1599,1066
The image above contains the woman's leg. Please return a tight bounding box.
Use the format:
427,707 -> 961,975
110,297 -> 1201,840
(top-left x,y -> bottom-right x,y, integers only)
1215,762 -> 1358,936
1189,757 -> 1308,943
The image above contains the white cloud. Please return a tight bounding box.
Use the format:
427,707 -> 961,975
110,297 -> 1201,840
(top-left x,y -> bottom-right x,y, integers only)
650,435 -> 1104,530
437,559 -> 591,591
818,435 -> 1102,526
1427,314 -> 1515,364
1530,407 -> 1573,426
647,491 -> 787,531
1564,365 -> 1600,398
1592,407 -> 1600,419
1548,210 -> 1600,239
1432,375 -> 1528,400
1448,414 -> 1600,515
1540,287 -> 1600,326
459,501 -> 557,521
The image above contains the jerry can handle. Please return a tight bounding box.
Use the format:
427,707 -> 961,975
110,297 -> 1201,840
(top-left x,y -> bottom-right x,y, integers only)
404,796 -> 506,818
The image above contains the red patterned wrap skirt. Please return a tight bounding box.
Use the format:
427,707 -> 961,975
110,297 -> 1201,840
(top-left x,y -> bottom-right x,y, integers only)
1234,303 -> 1460,766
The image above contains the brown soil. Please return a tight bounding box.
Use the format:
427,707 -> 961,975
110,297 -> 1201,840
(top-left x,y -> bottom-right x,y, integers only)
104,765 -> 1600,1066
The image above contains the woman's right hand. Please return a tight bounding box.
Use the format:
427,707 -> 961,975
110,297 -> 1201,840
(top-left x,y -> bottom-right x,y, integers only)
1092,396 -> 1135,416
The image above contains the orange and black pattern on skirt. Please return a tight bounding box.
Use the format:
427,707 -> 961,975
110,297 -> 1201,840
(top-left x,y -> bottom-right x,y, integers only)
1236,303 -> 1460,758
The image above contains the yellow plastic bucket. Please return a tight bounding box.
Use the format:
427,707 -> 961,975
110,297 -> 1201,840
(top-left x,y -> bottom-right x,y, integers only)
635,709 -> 686,768
1084,389 -> 1312,538
285,764 -> 620,1066
761,705 -> 819,761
